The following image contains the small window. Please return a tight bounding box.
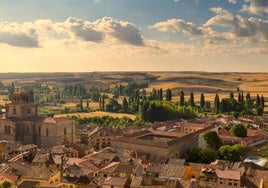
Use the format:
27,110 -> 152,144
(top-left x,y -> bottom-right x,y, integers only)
28,108 -> 31,114
64,128 -> 67,135
13,108 -> 16,115
229,182 -> 232,185
27,126 -> 29,134
39,127 -> 41,135
46,128 -> 49,136
234,183 -> 237,186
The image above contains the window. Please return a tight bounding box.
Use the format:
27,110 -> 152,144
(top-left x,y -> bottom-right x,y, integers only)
4,125 -> 7,134
64,128 -> 67,135
234,183 -> 238,186
13,108 -> 16,115
39,127 -> 41,135
229,182 -> 232,185
8,126 -> 11,134
46,128 -> 49,136
28,108 -> 31,114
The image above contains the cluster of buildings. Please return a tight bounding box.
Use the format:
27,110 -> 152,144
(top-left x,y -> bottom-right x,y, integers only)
0,91 -> 268,187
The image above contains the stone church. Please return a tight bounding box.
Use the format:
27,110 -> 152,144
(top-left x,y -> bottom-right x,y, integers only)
0,91 -> 74,147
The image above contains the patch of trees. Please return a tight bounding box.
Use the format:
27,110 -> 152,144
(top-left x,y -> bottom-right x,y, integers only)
214,92 -> 265,117
186,130 -> 246,163
72,116 -> 140,128
139,100 -> 197,122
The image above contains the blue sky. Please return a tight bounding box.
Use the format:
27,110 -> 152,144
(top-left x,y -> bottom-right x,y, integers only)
0,0 -> 267,72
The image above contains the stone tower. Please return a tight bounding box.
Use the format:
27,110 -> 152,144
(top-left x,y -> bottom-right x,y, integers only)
6,91 -> 37,120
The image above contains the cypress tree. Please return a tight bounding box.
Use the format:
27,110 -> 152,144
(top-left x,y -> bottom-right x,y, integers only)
189,92 -> 195,107
200,93 -> 205,108
180,91 -> 185,106
214,94 -> 220,113
256,94 -> 260,107
166,88 -> 172,101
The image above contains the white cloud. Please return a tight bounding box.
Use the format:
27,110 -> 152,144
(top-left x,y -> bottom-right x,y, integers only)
0,17 -> 144,48
0,22 -> 39,47
242,0 -> 268,14
228,0 -> 237,4
206,7 -> 268,41
64,17 -> 104,42
150,19 -> 206,36
93,17 -> 144,46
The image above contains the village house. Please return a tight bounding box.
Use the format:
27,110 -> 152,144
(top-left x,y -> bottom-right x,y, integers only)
218,129 -> 268,147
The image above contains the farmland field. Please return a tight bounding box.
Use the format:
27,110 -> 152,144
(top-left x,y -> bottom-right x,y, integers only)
0,72 -> 267,115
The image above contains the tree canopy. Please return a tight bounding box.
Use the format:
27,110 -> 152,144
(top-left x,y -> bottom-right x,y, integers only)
231,124 -> 247,138
203,130 -> 222,150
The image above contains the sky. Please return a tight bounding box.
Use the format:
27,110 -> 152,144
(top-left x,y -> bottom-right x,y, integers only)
0,0 -> 267,72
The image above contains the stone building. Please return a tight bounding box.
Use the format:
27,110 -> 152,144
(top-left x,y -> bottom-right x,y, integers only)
111,124 -> 216,158
0,91 -> 74,147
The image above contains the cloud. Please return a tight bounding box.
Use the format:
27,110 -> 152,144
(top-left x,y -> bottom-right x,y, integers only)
150,19 -> 206,36
0,22 -> 39,47
64,17 -> 104,42
242,0 -> 268,14
93,17 -> 144,46
205,7 -> 268,41
228,0 -> 237,4
0,17 -> 144,48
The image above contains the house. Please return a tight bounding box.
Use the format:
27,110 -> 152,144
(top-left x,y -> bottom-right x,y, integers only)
218,129 -> 268,147
88,127 -> 123,151
102,177 -> 130,188
20,166 -> 61,186
71,142 -> 93,158
215,169 -> 241,187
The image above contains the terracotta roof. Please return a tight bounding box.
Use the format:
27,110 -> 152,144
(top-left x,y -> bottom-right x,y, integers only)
216,169 -> 241,180
0,173 -> 18,182
102,177 -> 128,186
23,166 -> 59,180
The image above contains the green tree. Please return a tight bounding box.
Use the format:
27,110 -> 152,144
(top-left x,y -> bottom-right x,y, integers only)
218,144 -> 245,162
158,88 -> 163,100
256,106 -> 264,116
185,146 -> 202,163
189,92 -> 195,107
200,93 -> 205,109
256,94 -> 260,107
122,97 -> 129,113
229,91 -> 234,99
231,124 -> 247,137
0,180 -> 12,188
245,93 -> 253,114
214,94 -> 220,113
106,98 -> 122,112
166,88 -> 172,101
180,90 -> 185,106
260,95 -> 265,108
200,148 -> 216,164
203,130 -> 222,150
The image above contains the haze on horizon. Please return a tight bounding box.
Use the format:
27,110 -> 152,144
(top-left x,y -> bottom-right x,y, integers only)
0,0 -> 267,73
